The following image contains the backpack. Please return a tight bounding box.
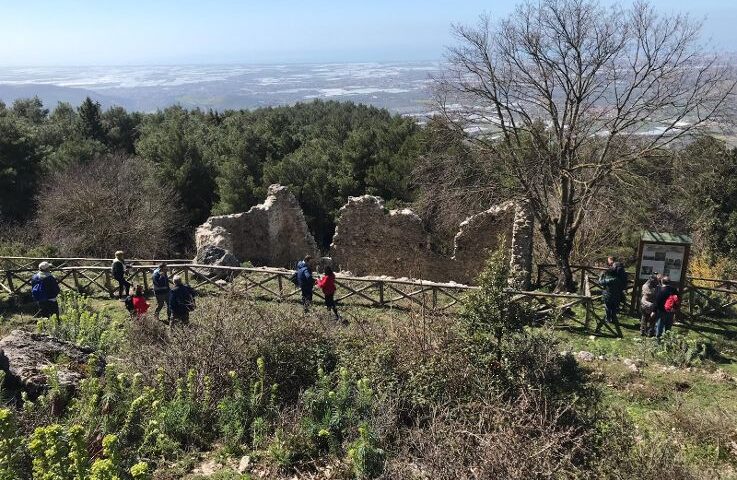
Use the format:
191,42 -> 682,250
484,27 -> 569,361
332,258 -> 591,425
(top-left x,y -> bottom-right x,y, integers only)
124,295 -> 135,313
664,294 -> 681,313
32,277 -> 48,302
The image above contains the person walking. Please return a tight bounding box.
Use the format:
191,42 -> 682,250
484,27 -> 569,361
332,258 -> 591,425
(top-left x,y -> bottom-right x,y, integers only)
599,260 -> 625,325
655,276 -> 678,338
296,255 -> 315,313
317,266 -> 342,322
168,275 -> 196,325
111,250 -> 131,298
152,263 -> 170,321
131,285 -> 150,320
31,261 -> 61,319
640,275 -> 658,337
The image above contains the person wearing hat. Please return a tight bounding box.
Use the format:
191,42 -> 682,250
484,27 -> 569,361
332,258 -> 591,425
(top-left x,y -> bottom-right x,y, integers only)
31,261 -> 61,318
111,250 -> 131,298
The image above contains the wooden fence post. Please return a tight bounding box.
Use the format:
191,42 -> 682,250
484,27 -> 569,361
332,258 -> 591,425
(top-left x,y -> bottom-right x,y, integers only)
104,271 -> 113,298
72,269 -> 81,292
6,271 -> 15,294
277,275 -> 283,299
142,269 -> 150,293
432,287 -> 438,310
378,282 -> 384,306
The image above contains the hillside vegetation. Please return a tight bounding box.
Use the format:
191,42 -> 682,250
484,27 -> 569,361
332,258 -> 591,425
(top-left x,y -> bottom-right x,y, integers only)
0,252 -> 735,479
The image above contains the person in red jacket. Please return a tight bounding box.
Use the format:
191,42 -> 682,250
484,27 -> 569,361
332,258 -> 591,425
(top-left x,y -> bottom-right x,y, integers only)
317,266 -> 343,323
131,284 -> 150,319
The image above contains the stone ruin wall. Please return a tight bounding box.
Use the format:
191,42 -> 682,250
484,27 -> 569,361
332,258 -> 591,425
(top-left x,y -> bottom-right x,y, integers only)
195,184 -> 534,287
329,195 -> 534,288
195,184 -> 318,269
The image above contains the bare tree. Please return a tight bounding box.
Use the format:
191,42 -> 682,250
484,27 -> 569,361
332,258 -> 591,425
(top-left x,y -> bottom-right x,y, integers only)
37,154 -> 183,258
437,0 -> 736,290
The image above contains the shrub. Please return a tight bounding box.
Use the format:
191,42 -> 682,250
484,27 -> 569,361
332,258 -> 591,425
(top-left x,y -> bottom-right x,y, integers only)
129,297 -> 337,403
653,332 -> 713,368
35,154 -> 183,258
217,358 -> 278,454
462,248 -> 532,362
37,292 -> 126,354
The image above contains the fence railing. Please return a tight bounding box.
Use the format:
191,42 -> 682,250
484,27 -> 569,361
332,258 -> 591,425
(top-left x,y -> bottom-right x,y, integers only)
536,263 -> 737,324
5,257 -> 734,336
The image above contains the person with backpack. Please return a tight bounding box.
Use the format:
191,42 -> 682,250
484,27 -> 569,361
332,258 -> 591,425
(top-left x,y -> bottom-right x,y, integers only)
599,258 -> 626,325
152,263 -> 170,322
640,274 -> 658,337
317,266 -> 343,323
296,255 -> 315,313
168,275 -> 196,325
130,285 -> 149,320
111,250 -> 131,298
31,261 -> 61,318
655,275 -> 679,338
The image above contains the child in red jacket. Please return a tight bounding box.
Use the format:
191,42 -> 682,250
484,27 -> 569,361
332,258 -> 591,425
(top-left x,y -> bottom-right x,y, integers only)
317,266 -> 342,323
131,285 -> 150,319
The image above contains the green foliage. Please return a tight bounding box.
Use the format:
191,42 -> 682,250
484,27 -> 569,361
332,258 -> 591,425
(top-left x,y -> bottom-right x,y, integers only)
653,332 -> 712,368
0,408 -> 24,480
37,292 -> 125,353
301,367 -> 374,456
462,248 -> 530,361
0,114 -> 42,222
347,424 -> 385,479
217,358 -> 278,454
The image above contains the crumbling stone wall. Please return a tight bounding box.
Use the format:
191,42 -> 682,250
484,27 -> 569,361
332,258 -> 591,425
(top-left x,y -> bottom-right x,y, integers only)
330,197 -> 534,287
195,184 -> 534,287
327,195 -> 448,280
196,184 -> 318,268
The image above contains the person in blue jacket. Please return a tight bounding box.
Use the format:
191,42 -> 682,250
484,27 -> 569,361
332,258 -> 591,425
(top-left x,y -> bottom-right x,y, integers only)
296,255 -> 315,313
152,262 -> 170,321
31,261 -> 61,318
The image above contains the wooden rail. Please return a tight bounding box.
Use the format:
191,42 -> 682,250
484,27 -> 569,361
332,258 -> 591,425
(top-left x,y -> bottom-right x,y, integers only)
536,262 -> 737,323
7,257 -> 732,335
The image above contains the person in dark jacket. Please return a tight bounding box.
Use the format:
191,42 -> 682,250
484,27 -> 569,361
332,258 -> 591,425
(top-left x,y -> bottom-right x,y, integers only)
111,250 -> 131,298
655,275 -> 677,338
152,263 -> 170,321
168,275 -> 195,325
317,266 -> 342,322
31,261 -> 61,318
296,255 -> 315,313
599,259 -> 625,325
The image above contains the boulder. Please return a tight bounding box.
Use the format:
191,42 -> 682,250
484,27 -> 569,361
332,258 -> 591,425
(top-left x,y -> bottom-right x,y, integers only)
194,245 -> 241,280
0,329 -> 104,399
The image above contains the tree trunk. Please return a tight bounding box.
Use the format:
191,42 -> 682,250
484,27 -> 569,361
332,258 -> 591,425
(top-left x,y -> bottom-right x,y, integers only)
554,230 -> 576,292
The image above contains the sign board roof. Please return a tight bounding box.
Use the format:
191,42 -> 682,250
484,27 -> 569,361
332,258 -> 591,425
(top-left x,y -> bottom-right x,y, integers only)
641,231 -> 692,244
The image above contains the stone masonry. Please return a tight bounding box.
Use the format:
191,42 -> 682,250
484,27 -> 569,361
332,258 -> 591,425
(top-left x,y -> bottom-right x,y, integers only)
195,184 -> 534,287
196,184 -> 319,268
329,195 -> 534,287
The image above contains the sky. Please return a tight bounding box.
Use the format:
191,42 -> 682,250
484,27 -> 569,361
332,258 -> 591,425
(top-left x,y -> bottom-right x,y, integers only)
0,0 -> 735,66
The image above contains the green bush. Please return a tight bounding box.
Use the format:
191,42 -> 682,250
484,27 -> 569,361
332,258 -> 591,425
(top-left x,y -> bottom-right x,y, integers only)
37,292 -> 126,353
654,332 -> 713,368
217,358 -> 278,454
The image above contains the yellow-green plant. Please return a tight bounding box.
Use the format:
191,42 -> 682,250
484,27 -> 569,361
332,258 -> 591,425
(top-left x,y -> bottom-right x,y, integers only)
0,408 -> 23,480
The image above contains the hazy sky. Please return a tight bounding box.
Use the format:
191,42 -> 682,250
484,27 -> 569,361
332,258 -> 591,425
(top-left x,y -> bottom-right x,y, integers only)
1,0 -> 735,65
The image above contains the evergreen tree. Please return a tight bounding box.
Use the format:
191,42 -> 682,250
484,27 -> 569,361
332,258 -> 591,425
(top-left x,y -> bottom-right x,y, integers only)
77,97 -> 106,142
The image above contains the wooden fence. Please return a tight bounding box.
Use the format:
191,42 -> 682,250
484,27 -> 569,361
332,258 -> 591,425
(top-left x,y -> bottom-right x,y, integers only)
7,257 -> 733,336
537,262 -> 737,324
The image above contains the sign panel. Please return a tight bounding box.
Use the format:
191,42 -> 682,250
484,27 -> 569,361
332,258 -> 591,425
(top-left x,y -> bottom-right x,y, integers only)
638,244 -> 685,282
